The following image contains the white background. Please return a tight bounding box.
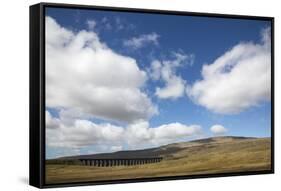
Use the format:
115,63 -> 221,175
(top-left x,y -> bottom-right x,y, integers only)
0,0 -> 279,190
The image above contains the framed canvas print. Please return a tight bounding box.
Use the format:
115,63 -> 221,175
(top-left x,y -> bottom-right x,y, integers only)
29,2 -> 274,188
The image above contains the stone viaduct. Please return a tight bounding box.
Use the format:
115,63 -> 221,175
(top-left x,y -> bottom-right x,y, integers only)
79,157 -> 163,167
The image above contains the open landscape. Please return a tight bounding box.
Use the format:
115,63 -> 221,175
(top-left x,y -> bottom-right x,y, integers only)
46,136 -> 271,184
44,13 -> 272,186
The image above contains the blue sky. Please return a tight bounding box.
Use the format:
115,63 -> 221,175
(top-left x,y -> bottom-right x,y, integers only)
45,7 -> 271,159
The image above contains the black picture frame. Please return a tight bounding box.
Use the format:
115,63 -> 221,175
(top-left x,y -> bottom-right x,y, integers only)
30,2 -> 274,189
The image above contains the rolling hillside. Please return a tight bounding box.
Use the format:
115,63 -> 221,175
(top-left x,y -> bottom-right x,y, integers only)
56,136 -> 257,160
46,136 -> 271,184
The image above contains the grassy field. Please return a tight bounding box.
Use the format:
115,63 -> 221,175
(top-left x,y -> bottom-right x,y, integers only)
46,137 -> 271,184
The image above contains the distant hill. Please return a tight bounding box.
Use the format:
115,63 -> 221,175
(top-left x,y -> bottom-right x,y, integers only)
57,136 -> 261,160
46,136 -> 271,184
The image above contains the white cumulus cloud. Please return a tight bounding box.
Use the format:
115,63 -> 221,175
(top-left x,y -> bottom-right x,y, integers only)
187,28 -> 271,114
46,110 -> 125,149
46,110 -> 202,155
126,120 -> 202,148
150,53 -> 194,99
123,32 -> 160,49
210,124 -> 228,136
46,16 -> 158,123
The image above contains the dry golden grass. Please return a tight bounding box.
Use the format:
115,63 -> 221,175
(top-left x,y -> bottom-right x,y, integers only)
46,137 -> 271,184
